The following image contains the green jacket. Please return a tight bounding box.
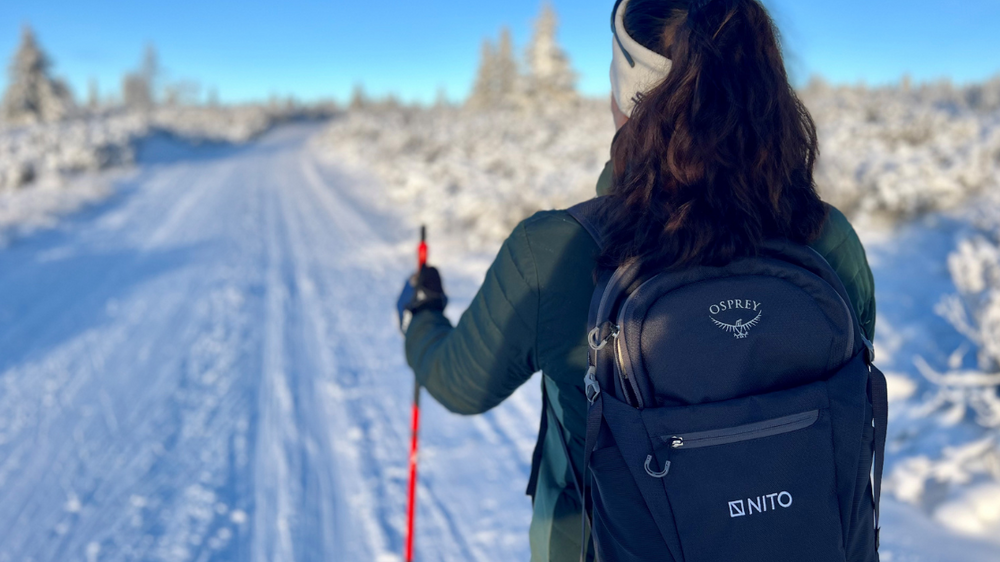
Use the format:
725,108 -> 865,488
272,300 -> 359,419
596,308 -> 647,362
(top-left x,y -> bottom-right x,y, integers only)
404,162 -> 876,562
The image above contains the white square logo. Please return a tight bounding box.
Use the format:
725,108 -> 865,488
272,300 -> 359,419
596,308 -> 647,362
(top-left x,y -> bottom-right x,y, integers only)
729,500 -> 746,518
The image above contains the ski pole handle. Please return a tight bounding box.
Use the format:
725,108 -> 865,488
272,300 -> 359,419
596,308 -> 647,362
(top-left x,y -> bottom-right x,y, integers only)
418,225 -> 428,270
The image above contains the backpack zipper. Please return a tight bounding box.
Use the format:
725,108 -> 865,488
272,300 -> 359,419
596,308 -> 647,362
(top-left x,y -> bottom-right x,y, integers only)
659,410 -> 820,450
644,410 -> 820,479
615,334 -> 644,408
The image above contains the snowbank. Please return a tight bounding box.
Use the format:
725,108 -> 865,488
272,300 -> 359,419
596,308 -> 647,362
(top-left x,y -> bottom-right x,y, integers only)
0,171 -> 122,245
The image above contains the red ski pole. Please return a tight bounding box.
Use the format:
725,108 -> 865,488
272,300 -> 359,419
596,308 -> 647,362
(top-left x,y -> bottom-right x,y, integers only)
405,226 -> 427,562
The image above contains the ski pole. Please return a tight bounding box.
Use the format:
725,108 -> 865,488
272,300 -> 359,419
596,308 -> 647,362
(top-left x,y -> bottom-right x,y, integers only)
405,226 -> 427,562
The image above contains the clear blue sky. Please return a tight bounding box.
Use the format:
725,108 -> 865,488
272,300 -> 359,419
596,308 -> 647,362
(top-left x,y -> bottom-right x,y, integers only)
1,0 -> 998,105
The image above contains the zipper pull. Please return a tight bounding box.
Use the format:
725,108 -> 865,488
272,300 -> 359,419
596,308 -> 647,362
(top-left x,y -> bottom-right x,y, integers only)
644,455 -> 670,478
645,437 -> 682,478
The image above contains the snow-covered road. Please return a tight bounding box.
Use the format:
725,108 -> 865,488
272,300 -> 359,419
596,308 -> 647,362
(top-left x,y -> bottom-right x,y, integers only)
0,124 -> 537,562
0,123 -> 997,562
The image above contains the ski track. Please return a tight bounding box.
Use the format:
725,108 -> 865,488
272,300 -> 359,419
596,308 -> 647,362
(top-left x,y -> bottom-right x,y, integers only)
0,122 -> 996,561
0,123 -> 537,562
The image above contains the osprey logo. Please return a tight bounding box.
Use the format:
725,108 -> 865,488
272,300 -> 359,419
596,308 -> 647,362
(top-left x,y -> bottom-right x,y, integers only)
729,491 -> 793,518
709,299 -> 762,339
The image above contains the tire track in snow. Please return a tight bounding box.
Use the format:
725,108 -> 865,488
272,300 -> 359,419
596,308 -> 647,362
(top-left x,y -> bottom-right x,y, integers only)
250,176 -> 298,562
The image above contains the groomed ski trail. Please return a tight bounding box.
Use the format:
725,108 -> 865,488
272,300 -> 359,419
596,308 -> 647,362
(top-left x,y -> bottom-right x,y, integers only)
0,124 -> 536,562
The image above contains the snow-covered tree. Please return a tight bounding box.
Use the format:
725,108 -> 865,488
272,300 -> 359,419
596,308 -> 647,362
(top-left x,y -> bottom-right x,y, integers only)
122,44 -> 160,110
87,78 -> 100,111
523,4 -> 577,106
467,39 -> 499,110
466,6 -> 577,111
1,26 -> 75,124
495,28 -> 520,104
349,83 -> 368,111
466,28 -> 522,110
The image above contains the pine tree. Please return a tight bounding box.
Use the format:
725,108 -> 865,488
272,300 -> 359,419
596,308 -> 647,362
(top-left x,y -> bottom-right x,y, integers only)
467,28 -> 523,110
122,44 -> 160,110
87,78 -> 100,111
466,39 -> 498,110
1,26 -> 75,124
495,27 -> 520,104
524,4 -> 577,107
349,83 -> 368,111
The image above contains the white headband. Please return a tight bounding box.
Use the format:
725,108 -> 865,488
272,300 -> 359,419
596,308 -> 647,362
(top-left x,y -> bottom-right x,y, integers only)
610,0 -> 673,117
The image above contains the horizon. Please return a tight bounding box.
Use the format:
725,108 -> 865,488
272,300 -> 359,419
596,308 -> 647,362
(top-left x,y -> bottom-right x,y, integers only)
1,0 -> 999,106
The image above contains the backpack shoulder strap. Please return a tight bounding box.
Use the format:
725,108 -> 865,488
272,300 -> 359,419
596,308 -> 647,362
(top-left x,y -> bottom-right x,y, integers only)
526,199 -> 612,504
870,363 -> 888,550
567,196 -> 611,251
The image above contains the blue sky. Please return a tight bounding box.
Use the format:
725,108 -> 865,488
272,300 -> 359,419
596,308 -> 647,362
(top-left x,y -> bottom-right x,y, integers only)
1,0 -> 998,105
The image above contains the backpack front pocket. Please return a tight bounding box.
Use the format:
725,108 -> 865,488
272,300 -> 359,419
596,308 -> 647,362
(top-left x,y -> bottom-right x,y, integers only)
639,384 -> 847,562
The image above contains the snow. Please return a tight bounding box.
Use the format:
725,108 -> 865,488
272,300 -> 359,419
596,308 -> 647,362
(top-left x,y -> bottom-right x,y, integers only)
0,124 -> 537,561
0,105 -> 331,245
1,82 -> 1000,559
802,78 -> 1000,219
314,100 -> 614,250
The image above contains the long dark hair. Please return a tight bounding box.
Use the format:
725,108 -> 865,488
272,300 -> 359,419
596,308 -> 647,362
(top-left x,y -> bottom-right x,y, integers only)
601,0 -> 827,269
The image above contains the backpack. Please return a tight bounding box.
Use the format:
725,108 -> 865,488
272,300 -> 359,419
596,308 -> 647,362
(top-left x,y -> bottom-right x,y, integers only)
557,198 -> 887,562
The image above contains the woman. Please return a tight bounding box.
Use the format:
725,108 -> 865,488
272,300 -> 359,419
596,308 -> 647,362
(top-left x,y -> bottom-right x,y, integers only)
398,0 -> 876,560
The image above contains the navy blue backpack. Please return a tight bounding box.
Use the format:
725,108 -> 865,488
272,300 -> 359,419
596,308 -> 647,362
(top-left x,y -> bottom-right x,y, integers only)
558,199 -> 887,562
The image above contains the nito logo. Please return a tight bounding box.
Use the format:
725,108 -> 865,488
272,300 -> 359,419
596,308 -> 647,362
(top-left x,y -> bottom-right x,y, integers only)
729,491 -> 793,518
710,299 -> 762,339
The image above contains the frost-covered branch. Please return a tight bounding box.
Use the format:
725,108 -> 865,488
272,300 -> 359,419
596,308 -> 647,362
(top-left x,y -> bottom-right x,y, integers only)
914,356 -> 1000,428
914,229 -> 1000,429
941,235 -> 1000,371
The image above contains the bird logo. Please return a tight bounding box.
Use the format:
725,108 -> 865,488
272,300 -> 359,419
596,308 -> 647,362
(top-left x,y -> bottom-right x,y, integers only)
711,311 -> 762,339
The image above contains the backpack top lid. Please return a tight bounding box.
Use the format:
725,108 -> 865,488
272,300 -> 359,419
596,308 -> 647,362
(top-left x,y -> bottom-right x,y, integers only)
571,198 -> 862,409
614,256 -> 857,408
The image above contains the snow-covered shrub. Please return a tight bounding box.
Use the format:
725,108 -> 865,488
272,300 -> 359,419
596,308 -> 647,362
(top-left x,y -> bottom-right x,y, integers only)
0,113 -> 139,190
894,223 -> 1000,536
890,244 -> 1000,539
939,234 -> 1000,373
908,226 -> 1000,428
0,104 -> 319,191
801,79 -> 1000,219
318,76 -> 1000,250
314,100 -> 614,249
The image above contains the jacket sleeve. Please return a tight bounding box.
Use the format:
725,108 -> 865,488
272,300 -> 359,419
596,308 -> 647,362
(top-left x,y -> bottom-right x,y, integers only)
811,205 -> 877,343
404,223 -> 539,415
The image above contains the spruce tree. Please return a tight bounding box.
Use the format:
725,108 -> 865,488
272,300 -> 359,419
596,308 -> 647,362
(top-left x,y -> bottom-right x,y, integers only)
494,27 -> 520,106
1,26 -> 75,124
122,44 -> 160,110
349,83 -> 368,111
524,4 -> 577,106
466,39 -> 498,110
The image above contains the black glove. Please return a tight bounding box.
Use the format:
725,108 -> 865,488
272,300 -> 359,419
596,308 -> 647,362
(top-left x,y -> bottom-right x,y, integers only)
397,266 -> 448,332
